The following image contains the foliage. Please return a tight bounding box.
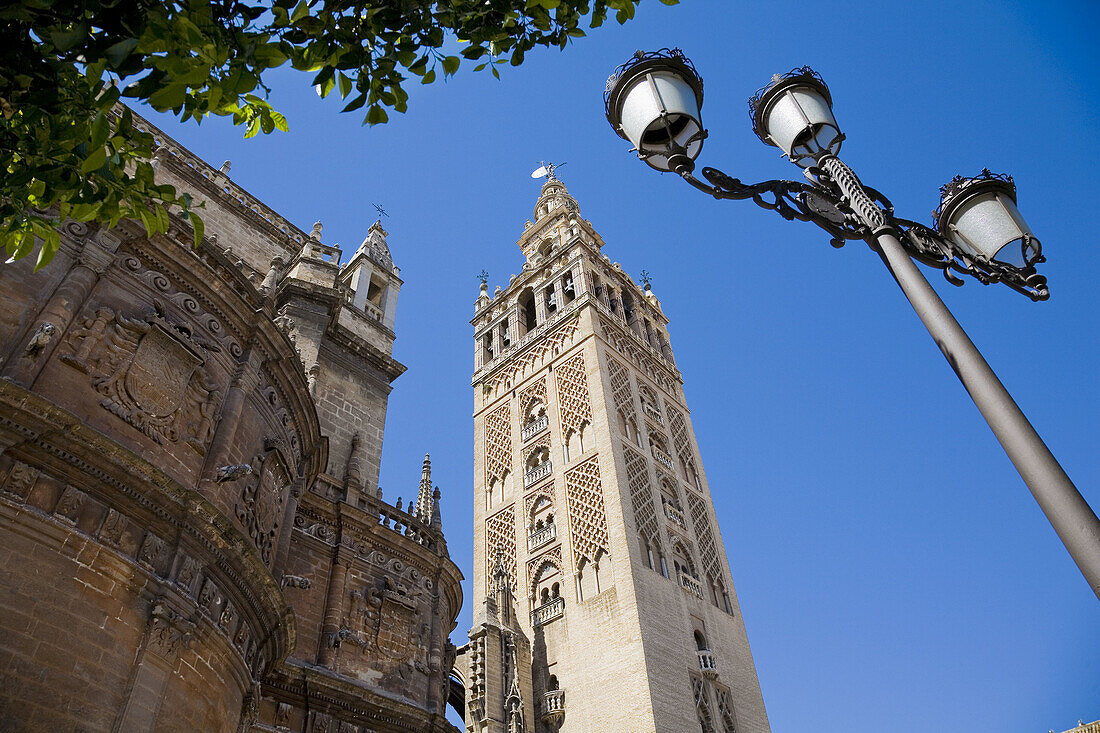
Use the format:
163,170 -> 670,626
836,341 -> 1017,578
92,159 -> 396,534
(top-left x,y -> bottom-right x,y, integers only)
0,0 -> 676,269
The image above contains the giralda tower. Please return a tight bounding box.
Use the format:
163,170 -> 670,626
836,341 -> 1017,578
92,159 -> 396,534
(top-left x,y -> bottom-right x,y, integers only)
462,173 -> 770,733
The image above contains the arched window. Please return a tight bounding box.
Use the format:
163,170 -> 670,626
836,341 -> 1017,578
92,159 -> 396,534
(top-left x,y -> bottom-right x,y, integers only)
694,630 -> 709,651
518,288 -> 537,334
524,447 -> 550,487
639,531 -> 653,570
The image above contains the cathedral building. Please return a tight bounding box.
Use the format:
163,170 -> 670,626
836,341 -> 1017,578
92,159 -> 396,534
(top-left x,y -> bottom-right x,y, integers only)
0,111 -> 462,732
460,174 -> 771,733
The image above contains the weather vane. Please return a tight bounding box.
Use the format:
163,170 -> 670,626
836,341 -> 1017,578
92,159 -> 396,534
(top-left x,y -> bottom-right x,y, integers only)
477,269 -> 489,285
531,161 -> 567,181
372,202 -> 389,218
640,269 -> 652,289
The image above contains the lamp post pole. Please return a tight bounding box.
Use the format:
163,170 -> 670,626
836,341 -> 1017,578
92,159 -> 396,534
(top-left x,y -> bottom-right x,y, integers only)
605,49 -> 1100,600
833,155 -> 1100,600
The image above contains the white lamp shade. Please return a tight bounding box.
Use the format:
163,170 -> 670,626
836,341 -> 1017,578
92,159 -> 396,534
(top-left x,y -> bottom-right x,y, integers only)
761,86 -> 840,165
946,190 -> 1038,266
617,70 -> 704,171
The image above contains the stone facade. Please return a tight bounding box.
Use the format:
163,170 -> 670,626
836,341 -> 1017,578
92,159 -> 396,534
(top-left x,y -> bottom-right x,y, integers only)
460,176 -> 771,732
0,111 -> 462,732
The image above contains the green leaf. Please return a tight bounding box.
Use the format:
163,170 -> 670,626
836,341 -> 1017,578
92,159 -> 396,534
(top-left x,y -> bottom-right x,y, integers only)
421,68 -> 436,84
90,113 -> 109,149
441,56 -> 460,77
148,83 -> 187,110
366,105 -> 388,126
104,37 -> 139,67
187,211 -> 204,247
81,147 -> 107,173
291,0 -> 310,22
270,109 -> 289,132
338,72 -> 352,98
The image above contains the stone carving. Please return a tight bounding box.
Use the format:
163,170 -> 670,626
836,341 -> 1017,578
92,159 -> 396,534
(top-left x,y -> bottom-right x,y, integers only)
216,463 -> 254,482
1,460 -> 38,501
280,575 -> 311,589
54,485 -> 85,523
145,600 -> 194,659
518,378 -> 547,422
138,532 -> 169,572
60,301 -> 220,450
176,556 -> 201,593
346,573 -> 424,664
485,316 -> 579,397
235,448 -> 288,564
22,322 -> 57,358
98,508 -> 127,547
485,505 -> 517,590
599,315 -> 675,392
563,456 -> 609,565
687,493 -> 720,582
608,357 -> 636,421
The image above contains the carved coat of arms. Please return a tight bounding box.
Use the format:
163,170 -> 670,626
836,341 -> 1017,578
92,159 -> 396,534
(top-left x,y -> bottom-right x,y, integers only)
62,301 -> 219,451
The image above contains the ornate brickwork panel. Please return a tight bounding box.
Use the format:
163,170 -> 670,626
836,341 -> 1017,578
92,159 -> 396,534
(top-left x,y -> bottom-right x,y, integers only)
484,403 -> 513,485
523,483 -> 555,518
687,492 -> 720,581
518,378 -> 547,420
668,407 -> 691,460
624,447 -> 660,550
563,456 -> 608,564
608,357 -> 636,420
526,545 -> 563,590
598,316 -> 675,392
554,352 -> 592,437
485,505 -> 517,585
485,316 -> 579,397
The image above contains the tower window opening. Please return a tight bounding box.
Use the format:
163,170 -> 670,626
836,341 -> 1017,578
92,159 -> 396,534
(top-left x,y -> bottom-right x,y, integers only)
545,285 -> 557,314
366,275 -> 387,308
481,333 -> 494,364
499,318 -> 510,350
562,271 -> 575,304
519,289 -> 537,333
621,290 -> 636,323
694,630 -> 709,651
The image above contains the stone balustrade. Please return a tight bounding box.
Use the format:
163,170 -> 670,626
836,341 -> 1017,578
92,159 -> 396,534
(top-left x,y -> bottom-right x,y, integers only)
528,523 -> 557,551
679,572 -> 704,599
652,446 -> 675,472
664,503 -> 686,529
522,414 -> 549,442
541,689 -> 566,724
531,596 -> 565,626
643,401 -> 663,423
524,460 -> 552,488
697,649 -> 718,679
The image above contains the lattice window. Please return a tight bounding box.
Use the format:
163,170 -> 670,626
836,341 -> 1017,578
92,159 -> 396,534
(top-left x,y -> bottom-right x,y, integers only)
608,358 -> 635,419
564,456 -> 608,564
687,492 -> 721,581
624,447 -> 660,552
668,407 -> 691,460
694,676 -> 716,733
484,403 -> 513,485
485,505 -> 516,589
519,378 -> 547,420
716,688 -> 736,733
555,352 -> 592,437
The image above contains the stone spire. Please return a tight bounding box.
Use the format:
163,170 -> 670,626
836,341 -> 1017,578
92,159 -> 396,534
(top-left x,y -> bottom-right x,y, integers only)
414,453 -> 433,524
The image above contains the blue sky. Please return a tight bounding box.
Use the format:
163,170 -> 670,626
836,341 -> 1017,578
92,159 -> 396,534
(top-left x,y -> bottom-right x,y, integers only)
149,1 -> 1099,730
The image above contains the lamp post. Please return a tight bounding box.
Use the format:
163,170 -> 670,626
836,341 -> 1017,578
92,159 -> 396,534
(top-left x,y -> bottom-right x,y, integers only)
605,49 -> 1100,600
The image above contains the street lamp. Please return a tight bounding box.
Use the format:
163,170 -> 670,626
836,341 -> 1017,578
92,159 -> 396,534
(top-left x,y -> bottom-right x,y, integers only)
605,48 -> 1100,601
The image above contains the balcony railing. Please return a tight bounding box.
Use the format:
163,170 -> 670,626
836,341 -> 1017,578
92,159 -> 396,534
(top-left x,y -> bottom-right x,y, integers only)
664,504 -> 686,529
531,596 -> 564,626
697,650 -> 718,679
528,523 -> 557,551
541,689 -> 566,724
642,401 -> 663,423
679,572 -> 704,599
522,414 -> 549,442
652,446 -> 675,472
524,461 -> 552,487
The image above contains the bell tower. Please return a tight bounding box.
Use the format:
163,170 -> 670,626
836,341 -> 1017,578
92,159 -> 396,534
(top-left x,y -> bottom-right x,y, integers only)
465,173 -> 770,732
